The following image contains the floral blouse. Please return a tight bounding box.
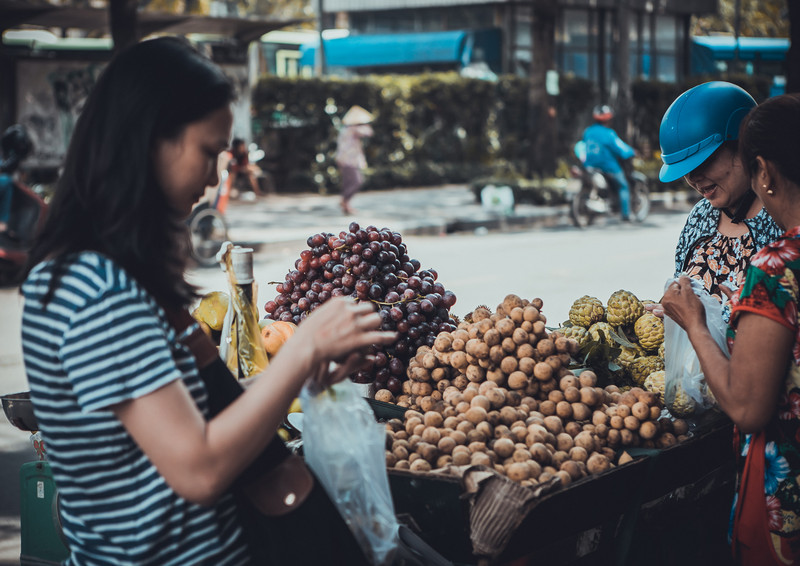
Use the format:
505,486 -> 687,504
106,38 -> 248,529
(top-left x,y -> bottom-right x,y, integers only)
685,231 -> 755,303
728,226 -> 800,559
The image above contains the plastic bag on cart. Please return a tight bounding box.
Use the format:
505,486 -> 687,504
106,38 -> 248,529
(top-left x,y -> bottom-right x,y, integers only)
300,378 -> 400,566
662,276 -> 729,415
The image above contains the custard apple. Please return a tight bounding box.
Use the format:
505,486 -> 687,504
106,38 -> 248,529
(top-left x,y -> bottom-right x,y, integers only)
658,342 -> 665,359
667,381 -> 697,418
568,296 -> 606,328
643,370 -> 666,404
587,321 -> 616,345
629,356 -> 665,387
634,313 -> 665,352
562,325 -> 590,348
616,344 -> 645,367
606,290 -> 645,327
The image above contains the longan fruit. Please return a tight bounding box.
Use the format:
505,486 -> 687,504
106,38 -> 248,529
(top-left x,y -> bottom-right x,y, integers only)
623,415 -> 640,431
516,343 -> 536,359
465,406 -> 488,424
500,356 -> 519,374
483,328 -> 501,347
505,461 -> 531,482
512,327 -> 529,345
536,339 -> 556,357
571,403 -> 591,422
508,371 -> 529,390
533,362 -> 554,381
539,399 -> 556,416
639,421 -> 658,440
631,402 -> 650,421
559,374 -> 580,391
493,437 -> 516,459
556,401 -> 573,419
563,386 -> 581,403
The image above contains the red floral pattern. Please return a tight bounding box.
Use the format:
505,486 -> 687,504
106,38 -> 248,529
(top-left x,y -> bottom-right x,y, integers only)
729,227 -> 800,562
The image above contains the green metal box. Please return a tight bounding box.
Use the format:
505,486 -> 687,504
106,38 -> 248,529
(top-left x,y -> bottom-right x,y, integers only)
19,461 -> 69,565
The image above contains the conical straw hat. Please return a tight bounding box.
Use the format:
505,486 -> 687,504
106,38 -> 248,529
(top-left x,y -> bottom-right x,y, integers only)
342,105 -> 374,126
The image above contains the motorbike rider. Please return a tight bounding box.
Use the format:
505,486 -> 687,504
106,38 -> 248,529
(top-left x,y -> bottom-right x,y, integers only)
581,105 -> 636,221
0,125 -> 34,237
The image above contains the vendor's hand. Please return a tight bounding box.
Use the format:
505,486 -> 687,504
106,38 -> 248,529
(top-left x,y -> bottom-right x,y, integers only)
293,296 -> 397,369
661,276 -> 707,333
719,284 -> 735,303
644,302 -> 664,318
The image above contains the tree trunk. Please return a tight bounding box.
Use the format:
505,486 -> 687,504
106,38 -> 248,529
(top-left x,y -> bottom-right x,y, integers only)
528,0 -> 558,178
184,0 -> 201,14
109,0 -> 139,53
787,0 -> 800,93
615,0 -> 632,142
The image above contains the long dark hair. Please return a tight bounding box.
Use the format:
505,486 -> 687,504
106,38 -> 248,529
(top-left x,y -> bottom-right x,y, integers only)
25,36 -> 236,308
740,93 -> 800,188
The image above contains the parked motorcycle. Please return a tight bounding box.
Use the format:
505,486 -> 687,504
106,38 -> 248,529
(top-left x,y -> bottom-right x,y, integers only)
188,169 -> 230,268
569,141 -> 650,229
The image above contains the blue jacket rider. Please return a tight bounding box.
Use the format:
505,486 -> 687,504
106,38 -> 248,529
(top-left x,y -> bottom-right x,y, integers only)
582,105 -> 635,220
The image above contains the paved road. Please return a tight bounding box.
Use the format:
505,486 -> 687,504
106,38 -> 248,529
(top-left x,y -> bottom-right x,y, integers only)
0,188 -> 692,564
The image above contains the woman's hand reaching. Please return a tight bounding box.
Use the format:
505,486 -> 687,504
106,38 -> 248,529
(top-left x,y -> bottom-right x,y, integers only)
291,296 -> 397,388
661,276 -> 707,333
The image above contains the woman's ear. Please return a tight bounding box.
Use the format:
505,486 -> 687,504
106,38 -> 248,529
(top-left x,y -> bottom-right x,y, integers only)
753,156 -> 772,189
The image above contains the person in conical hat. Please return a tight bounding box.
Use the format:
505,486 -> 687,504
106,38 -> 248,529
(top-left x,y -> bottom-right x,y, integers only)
335,105 -> 374,214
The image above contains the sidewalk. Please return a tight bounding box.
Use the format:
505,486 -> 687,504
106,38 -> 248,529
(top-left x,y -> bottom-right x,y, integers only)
224,184 -> 696,251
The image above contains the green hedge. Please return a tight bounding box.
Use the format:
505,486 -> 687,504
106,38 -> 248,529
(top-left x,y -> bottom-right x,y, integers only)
252,72 -> 774,194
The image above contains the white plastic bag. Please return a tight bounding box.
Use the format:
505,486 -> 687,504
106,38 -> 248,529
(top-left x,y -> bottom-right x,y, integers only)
662,276 -> 729,414
480,184 -> 514,216
300,378 -> 399,566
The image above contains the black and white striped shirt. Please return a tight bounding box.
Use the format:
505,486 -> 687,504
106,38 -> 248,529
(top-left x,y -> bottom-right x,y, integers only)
21,252 -> 250,565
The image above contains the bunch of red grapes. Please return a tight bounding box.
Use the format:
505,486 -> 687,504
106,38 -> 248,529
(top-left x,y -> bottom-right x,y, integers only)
264,222 -> 457,392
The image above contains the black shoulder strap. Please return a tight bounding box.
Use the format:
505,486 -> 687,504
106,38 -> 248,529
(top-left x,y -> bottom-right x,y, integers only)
721,189 -> 756,224
164,308 -> 291,476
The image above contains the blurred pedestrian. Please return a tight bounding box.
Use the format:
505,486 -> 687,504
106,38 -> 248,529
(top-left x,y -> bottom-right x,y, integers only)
335,105 -> 373,215
0,125 -> 34,237
221,137 -> 266,197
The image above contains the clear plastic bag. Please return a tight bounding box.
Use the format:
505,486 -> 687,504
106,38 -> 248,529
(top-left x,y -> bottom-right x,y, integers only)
300,378 -> 399,566
663,276 -> 729,414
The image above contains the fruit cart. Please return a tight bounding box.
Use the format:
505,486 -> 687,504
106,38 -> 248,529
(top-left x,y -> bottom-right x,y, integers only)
202,226 -> 735,566
385,409 -> 734,566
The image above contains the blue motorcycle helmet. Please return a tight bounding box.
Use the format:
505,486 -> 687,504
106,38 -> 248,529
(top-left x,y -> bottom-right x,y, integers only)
659,81 -> 756,183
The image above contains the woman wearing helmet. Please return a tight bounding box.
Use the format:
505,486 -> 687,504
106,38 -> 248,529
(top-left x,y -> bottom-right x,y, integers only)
581,105 -> 636,221
659,81 -> 781,319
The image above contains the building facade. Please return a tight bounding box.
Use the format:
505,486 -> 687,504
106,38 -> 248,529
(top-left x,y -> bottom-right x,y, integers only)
318,0 -> 717,99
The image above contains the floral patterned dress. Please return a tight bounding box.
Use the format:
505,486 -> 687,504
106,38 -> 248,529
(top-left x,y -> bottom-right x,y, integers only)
728,226 -> 800,562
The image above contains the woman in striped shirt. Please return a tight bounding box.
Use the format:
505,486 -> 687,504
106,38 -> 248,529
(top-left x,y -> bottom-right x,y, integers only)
20,37 -> 395,566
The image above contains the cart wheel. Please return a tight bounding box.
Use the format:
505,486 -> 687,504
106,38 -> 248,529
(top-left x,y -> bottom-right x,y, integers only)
189,207 -> 228,267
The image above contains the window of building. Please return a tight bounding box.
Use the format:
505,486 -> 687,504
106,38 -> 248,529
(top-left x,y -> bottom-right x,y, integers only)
559,9 -> 593,79
348,7 -> 495,35
654,15 -> 677,81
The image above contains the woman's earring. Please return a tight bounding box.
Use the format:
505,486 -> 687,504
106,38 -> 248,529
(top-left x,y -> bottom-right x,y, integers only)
765,184 -> 775,196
